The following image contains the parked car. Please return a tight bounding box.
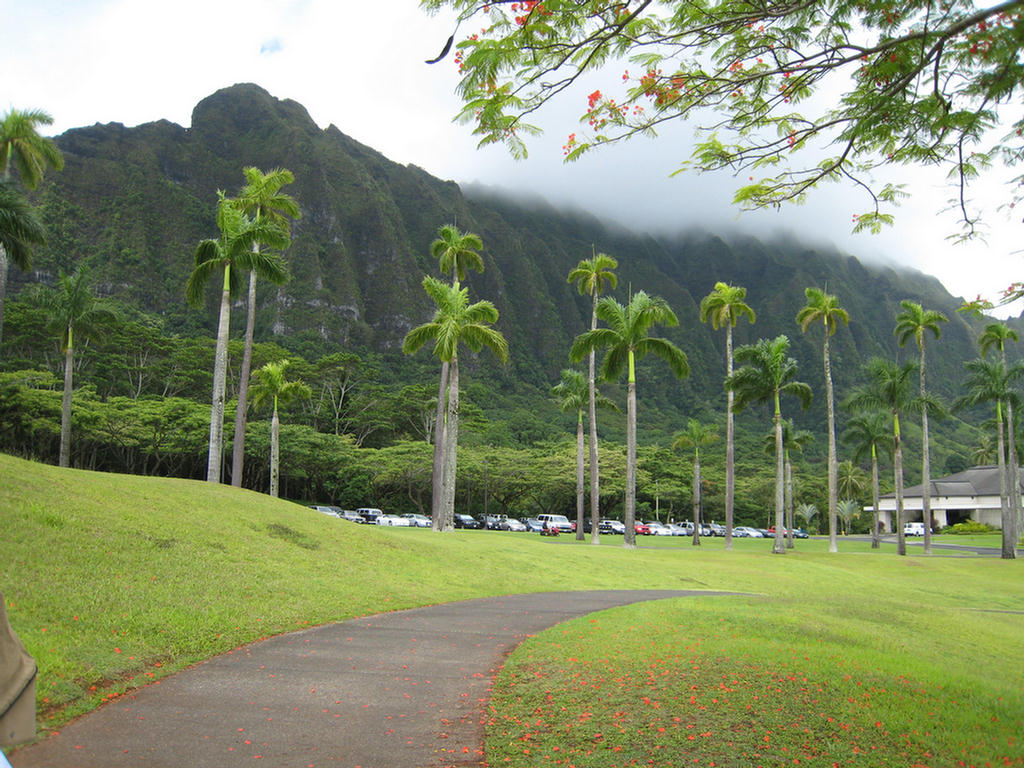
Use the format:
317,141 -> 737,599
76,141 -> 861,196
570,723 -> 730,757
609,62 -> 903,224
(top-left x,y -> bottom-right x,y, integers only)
645,521 -> 673,536
666,523 -> 688,536
522,517 -> 545,533
500,517 -> 527,532
904,521 -> 926,536
453,513 -> 483,529
376,514 -> 410,526
599,519 -> 626,534
356,507 -> 384,524
734,526 -> 763,538
309,505 -> 338,517
480,514 -> 506,530
708,522 -> 726,537
536,514 -> 574,533
338,509 -> 365,523
402,513 -> 431,528
635,522 -> 652,535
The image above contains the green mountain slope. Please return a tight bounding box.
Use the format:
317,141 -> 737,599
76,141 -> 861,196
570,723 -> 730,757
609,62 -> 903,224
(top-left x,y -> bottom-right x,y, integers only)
13,83 -> 1020,450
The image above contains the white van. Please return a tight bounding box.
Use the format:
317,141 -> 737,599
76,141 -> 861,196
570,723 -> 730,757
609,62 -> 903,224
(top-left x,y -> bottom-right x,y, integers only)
536,514 -> 574,533
903,521 -> 926,536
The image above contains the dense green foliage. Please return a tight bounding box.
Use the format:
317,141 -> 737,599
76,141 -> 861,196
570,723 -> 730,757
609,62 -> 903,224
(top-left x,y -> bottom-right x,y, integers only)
1,84 -> 1020,525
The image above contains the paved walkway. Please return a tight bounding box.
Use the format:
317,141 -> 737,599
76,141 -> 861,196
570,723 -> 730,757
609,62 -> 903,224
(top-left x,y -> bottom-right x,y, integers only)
9,590 -> 738,768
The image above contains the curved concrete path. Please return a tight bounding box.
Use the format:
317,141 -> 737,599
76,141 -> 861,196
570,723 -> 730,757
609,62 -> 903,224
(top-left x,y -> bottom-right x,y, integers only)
10,590 -> 737,768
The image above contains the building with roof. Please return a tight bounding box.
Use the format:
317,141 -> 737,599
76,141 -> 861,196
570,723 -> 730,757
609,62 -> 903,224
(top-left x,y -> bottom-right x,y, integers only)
874,465 -> 1022,531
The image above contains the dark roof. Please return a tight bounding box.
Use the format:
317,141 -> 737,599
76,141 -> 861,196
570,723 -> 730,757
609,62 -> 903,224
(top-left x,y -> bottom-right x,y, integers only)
882,465 -> 1023,499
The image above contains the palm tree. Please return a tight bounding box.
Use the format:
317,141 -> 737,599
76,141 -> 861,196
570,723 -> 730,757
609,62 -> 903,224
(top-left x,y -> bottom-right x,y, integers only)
186,193 -> 290,484
672,419 -> 718,546
429,224 -> 485,528
552,369 -> 617,540
795,502 -> 819,533
837,499 -> 860,535
0,180 -> 46,277
845,358 -> 918,556
796,287 -> 849,553
250,360 -> 311,498
726,335 -> 812,554
229,167 -> 301,488
568,251 -> 619,544
403,276 -> 508,531
37,267 -> 114,467
972,433 -> 997,465
979,322 -> 1021,537
0,108 -> 64,349
570,291 -> 689,548
895,300 -> 947,554
762,419 -> 813,548
837,460 -> 867,501
954,358 -> 1024,559
841,410 -> 893,548
700,282 -> 755,550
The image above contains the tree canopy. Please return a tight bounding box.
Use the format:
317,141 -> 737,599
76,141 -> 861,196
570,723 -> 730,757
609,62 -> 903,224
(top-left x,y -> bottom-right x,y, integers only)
422,0 -> 1024,237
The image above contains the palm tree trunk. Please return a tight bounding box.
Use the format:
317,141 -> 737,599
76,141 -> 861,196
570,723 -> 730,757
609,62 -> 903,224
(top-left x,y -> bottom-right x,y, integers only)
441,354 -> 459,532
691,450 -> 701,547
920,351 -> 932,555
207,265 -> 232,483
785,451 -> 794,549
624,352 -> 637,549
431,360 -> 449,531
894,413 -> 906,556
0,247 -> 8,350
576,409 -> 585,540
995,400 -> 1015,558
270,403 -> 280,498
824,333 -> 838,553
724,324 -> 735,550
1003,347 -> 1021,550
870,448 -> 880,549
59,327 -> 73,468
772,398 -> 786,555
231,268 -> 258,488
588,297 -> 601,545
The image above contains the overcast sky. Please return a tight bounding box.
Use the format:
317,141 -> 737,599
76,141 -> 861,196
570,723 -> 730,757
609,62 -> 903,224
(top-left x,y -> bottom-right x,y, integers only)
6,0 -> 1021,318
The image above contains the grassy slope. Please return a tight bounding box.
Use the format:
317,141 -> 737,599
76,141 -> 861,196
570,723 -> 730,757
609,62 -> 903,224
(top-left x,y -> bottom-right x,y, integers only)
1,452 -> 1022,745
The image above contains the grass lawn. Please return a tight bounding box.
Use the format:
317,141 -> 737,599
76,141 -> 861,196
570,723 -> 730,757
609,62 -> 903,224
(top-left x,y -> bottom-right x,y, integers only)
2,453 -> 1022,766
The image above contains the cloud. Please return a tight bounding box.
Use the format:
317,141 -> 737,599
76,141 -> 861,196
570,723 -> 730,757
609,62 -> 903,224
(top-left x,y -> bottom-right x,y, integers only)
260,38 -> 284,55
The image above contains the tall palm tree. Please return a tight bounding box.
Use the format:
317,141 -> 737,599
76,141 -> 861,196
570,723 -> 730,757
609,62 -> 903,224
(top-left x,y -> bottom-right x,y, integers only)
250,360 -> 311,498
552,369 -> 617,540
699,282 -> 755,550
429,224 -> 485,528
954,358 -> 1024,559
845,358 -> 918,556
186,193 -> 290,484
403,276 -> 507,531
796,287 -> 849,553
895,300 -> 947,554
0,108 -> 64,349
979,322 -> 1021,536
570,291 -> 689,548
841,410 -> 892,548
672,419 -> 718,546
568,251 -> 619,544
763,419 -> 813,548
37,267 -> 114,468
230,167 -> 301,488
725,335 -> 812,554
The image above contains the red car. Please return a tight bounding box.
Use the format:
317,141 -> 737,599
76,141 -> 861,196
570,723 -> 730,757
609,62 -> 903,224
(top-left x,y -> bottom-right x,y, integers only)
634,522 -> 651,535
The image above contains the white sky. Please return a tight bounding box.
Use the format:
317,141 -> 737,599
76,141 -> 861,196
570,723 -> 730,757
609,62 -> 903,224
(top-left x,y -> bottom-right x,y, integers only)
4,0 -> 1021,318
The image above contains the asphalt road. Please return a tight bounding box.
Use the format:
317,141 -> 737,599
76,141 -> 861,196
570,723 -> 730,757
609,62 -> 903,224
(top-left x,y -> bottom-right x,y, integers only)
9,590 -> 741,768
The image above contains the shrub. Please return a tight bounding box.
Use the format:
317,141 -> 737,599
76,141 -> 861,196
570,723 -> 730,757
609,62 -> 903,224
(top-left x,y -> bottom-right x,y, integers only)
943,520 -> 999,535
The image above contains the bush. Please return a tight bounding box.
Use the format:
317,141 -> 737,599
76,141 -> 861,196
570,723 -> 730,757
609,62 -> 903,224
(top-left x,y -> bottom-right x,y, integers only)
942,520 -> 999,535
